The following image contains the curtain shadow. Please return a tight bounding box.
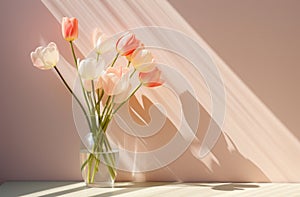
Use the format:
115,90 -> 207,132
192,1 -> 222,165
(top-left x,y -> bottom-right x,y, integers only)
0,182 -> 82,197
88,182 -> 169,197
113,90 -> 270,182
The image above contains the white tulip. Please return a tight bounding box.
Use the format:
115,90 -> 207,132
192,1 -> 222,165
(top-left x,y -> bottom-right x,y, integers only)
93,30 -> 114,54
30,42 -> 59,70
78,58 -> 105,80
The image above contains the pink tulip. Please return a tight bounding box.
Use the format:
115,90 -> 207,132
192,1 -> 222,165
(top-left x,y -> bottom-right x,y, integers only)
62,17 -> 78,42
116,32 -> 141,56
30,42 -> 59,70
139,67 -> 163,87
101,67 -> 130,95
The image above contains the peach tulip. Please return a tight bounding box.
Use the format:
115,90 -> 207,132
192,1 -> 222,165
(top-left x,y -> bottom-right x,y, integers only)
30,42 -> 59,70
139,67 -> 163,87
62,17 -> 78,42
131,48 -> 155,72
101,67 -> 130,95
116,32 -> 141,56
126,44 -> 144,62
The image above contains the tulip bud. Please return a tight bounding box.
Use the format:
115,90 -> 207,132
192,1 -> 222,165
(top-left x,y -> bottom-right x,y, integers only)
131,48 -> 155,72
116,32 -> 141,56
139,67 -> 163,87
62,17 -> 78,42
93,29 -> 114,54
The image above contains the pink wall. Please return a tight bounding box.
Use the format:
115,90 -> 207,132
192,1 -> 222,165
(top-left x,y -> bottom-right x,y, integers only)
171,0 -> 300,139
0,0 -> 81,183
0,0 -> 299,183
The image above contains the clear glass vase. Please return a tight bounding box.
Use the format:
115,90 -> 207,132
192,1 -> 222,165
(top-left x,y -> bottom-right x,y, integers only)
80,149 -> 119,187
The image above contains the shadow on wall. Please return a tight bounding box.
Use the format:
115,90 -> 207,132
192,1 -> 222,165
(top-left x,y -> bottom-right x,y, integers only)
112,90 -> 269,182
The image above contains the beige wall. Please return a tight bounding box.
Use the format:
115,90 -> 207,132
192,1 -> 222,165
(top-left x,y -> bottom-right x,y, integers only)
0,0 -> 299,183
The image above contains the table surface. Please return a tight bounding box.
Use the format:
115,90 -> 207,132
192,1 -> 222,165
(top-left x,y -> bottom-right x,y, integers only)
0,182 -> 299,197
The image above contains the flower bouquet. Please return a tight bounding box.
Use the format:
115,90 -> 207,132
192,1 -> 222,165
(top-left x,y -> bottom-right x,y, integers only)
30,17 -> 163,186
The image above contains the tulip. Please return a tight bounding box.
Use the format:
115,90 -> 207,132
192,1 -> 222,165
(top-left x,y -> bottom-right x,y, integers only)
30,42 -> 59,70
139,67 -> 163,87
62,17 -> 78,42
78,58 -> 105,80
101,67 -> 130,95
125,44 -> 144,62
93,29 -> 114,55
131,49 -> 155,72
116,32 -> 141,56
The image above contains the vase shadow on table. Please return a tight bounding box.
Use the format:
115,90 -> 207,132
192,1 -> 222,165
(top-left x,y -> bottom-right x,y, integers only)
191,183 -> 260,191
112,90 -> 270,183
211,183 -> 260,191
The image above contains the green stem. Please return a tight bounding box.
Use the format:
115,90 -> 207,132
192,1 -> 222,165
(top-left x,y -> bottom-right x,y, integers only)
113,83 -> 142,114
101,96 -> 115,130
90,156 -> 98,183
91,80 -> 97,108
70,41 -> 78,68
81,154 -> 92,171
127,61 -> 131,67
96,89 -> 104,124
130,68 -> 136,78
87,92 -> 93,109
96,53 -> 100,62
54,67 -> 92,131
87,153 -> 94,183
110,53 -> 119,67
100,96 -> 111,123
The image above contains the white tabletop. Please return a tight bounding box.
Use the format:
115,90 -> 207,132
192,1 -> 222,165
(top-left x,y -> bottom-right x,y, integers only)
0,181 -> 299,197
